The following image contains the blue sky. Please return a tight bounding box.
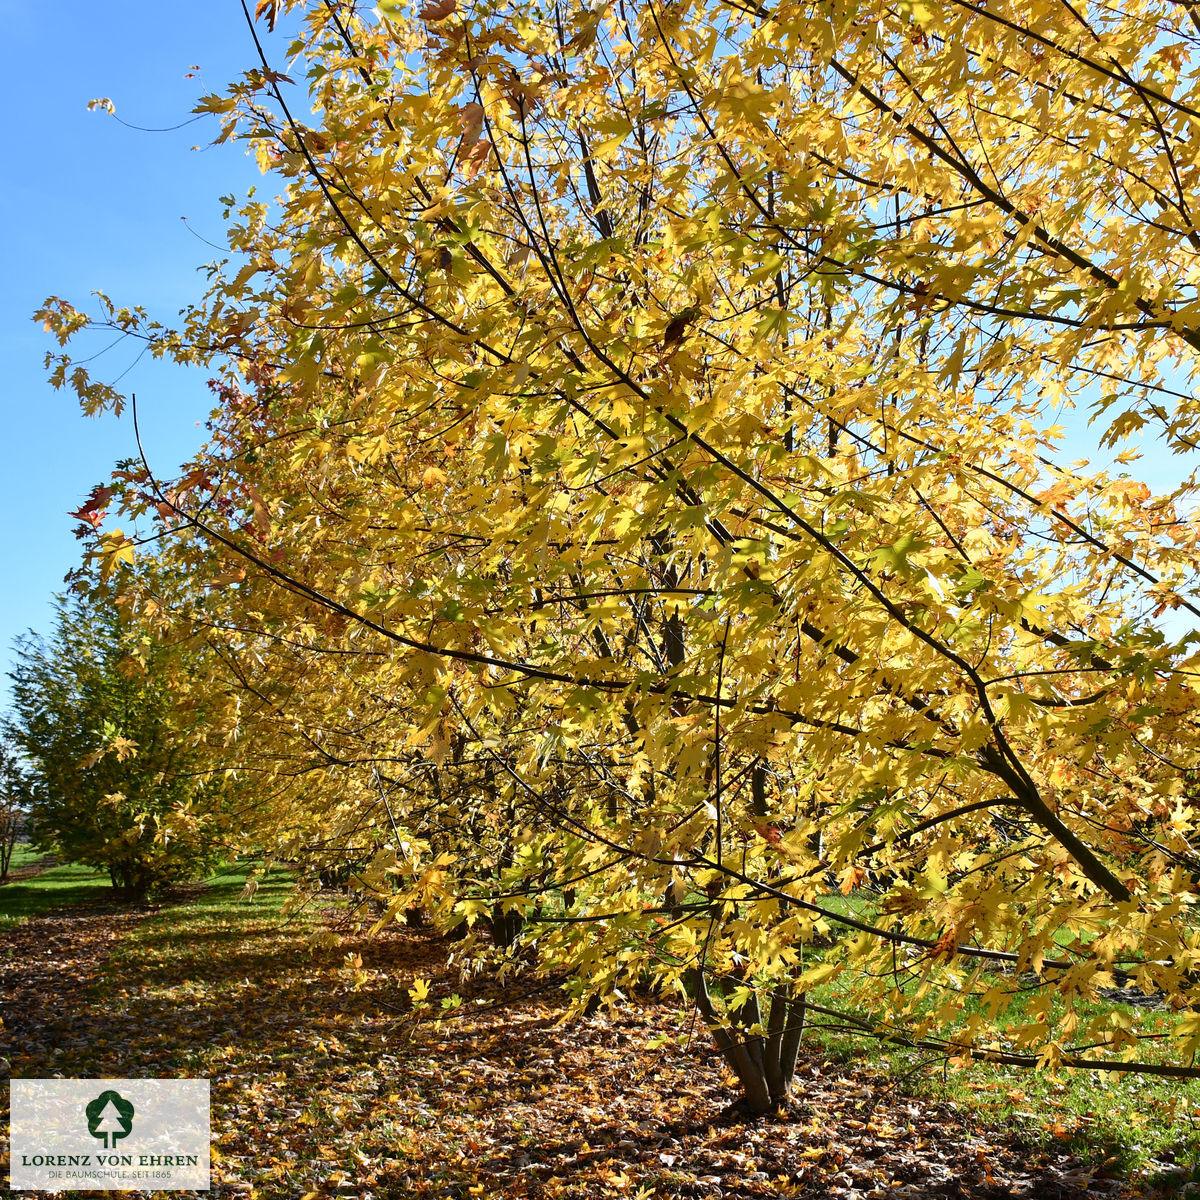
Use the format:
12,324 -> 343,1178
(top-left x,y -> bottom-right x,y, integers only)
0,2 -> 286,701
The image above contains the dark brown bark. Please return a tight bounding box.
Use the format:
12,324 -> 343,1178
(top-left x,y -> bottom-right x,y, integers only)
689,967 -> 805,1114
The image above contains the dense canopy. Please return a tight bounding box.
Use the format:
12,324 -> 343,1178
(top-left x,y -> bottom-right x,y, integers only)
40,0 -> 1200,1108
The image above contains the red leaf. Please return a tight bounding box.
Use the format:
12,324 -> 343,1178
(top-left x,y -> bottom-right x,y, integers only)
753,822 -> 782,845
69,485 -> 114,528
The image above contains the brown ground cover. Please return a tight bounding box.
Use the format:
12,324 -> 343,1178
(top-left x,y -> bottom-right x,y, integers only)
0,893 -> 1175,1199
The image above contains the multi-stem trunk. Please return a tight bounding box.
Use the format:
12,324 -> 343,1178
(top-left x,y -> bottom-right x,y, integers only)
688,966 -> 807,1114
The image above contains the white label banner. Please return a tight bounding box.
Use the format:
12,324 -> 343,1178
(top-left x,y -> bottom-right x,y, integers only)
9,1079 -> 210,1191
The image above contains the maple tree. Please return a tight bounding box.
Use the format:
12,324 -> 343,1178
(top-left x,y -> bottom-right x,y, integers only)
38,0 -> 1200,1110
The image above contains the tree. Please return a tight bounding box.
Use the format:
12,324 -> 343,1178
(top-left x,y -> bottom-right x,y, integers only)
9,587 -> 242,901
0,740 -> 32,883
40,0 -> 1200,1109
93,1103 -> 126,1149
85,1090 -> 135,1149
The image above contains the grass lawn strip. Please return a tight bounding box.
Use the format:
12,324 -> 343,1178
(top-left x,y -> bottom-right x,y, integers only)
1,843 -> 59,887
0,859 -> 114,931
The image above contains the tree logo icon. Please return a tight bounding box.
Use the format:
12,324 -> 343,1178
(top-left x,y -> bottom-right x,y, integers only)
85,1090 -> 135,1149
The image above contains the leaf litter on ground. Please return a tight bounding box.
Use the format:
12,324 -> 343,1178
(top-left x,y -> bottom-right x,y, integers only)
0,878 -> 1192,1200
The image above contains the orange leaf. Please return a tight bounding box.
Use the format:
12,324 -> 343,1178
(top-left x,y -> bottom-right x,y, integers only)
463,139 -> 492,179
458,102 -> 485,143
420,0 -> 457,19
246,484 -> 272,534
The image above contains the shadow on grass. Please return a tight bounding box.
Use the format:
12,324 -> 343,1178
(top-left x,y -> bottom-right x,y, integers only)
0,861 -> 117,926
809,1018 -> 1200,1189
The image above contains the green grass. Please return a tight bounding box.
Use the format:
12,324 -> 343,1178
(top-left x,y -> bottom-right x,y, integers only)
5,842 -> 51,874
773,884 -> 1200,1184
106,864 -> 303,958
0,859 -> 116,930
799,961 -> 1200,1188
802,1021 -> 1200,1189
0,852 -> 265,933
85,865 -> 327,1083
96,862 -> 314,995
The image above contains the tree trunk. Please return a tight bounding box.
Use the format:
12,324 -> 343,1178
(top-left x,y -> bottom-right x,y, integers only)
111,862 -> 150,903
689,967 -> 807,1113
488,907 -> 525,948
